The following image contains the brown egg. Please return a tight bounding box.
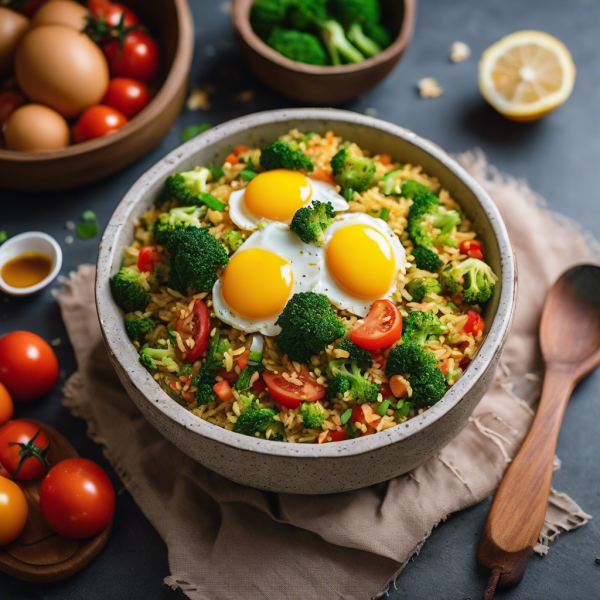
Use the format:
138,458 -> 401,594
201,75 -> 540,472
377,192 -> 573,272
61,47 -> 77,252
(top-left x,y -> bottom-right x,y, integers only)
4,104 -> 71,152
0,7 -> 30,78
31,0 -> 90,31
15,25 -> 109,119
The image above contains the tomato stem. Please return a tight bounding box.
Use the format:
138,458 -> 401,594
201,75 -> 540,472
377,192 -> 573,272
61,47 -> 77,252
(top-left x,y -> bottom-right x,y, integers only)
8,428 -> 50,479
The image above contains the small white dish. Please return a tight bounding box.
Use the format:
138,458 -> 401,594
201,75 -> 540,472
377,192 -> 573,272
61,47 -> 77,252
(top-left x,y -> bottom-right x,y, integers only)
0,232 -> 62,297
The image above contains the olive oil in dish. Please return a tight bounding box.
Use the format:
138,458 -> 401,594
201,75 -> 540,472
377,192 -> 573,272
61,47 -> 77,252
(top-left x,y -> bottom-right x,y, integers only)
1,252 -> 52,288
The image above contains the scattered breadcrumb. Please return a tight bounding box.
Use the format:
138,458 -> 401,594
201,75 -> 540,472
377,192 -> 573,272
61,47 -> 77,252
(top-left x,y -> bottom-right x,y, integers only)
65,236 -> 74,245
450,41 -> 471,62
235,90 -> 256,103
418,77 -> 444,98
186,87 -> 212,111
65,221 -> 75,230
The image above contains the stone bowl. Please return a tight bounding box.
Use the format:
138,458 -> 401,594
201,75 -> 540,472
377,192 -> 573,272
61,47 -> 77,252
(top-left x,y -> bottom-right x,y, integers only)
96,108 -> 517,495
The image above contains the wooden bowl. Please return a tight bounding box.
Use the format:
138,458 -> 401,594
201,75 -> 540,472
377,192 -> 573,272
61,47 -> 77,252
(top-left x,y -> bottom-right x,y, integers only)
0,0 -> 194,192
231,0 -> 416,105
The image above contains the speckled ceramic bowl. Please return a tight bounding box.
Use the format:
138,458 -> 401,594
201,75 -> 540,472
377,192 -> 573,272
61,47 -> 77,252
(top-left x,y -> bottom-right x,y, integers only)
96,108 -> 517,495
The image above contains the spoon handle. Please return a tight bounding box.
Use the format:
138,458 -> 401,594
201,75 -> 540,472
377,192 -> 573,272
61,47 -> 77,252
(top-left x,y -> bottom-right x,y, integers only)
478,368 -> 575,590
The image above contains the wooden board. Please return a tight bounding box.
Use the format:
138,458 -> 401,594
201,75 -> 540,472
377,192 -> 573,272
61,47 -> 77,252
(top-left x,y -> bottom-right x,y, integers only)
0,421 -> 112,583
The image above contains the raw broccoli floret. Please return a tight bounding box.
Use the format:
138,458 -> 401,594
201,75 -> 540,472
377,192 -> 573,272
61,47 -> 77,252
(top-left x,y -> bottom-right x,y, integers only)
319,20 -> 365,65
406,278 -> 442,303
410,363 -> 446,406
267,27 -> 328,65
153,206 -> 204,246
276,292 -> 347,363
165,168 -> 211,205
412,246 -> 443,272
336,339 -> 372,368
441,258 -> 498,305
329,0 -> 381,25
402,310 -> 449,346
125,314 -> 155,343
347,22 -> 383,57
300,401 -> 326,428
385,341 -> 438,377
234,405 -> 282,440
330,148 -> 375,193
139,343 -> 177,373
112,266 -> 151,313
408,192 -> 462,247
286,0 -> 328,31
363,22 -> 392,48
222,229 -> 245,253
402,180 -> 432,200
260,140 -> 314,172
325,373 -> 351,400
235,363 -> 266,391
326,359 -> 379,404
166,226 -> 229,294
250,0 -> 289,39
289,200 -> 335,245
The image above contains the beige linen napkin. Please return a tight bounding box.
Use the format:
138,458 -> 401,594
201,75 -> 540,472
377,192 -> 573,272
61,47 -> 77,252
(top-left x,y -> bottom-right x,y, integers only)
57,151 -> 594,600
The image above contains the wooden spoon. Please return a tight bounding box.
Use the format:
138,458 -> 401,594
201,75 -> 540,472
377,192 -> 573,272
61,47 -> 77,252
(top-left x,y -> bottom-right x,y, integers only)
478,264 -> 600,598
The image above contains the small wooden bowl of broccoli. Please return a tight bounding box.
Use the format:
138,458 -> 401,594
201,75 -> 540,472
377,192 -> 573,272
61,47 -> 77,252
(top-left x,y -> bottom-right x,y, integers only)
231,0 -> 416,105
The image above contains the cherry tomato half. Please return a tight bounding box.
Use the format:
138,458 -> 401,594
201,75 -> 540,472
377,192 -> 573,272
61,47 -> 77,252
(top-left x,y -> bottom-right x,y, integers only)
463,310 -> 484,336
137,246 -> 162,273
0,420 -> 50,481
262,371 -> 325,409
349,404 -> 367,426
73,105 -> 128,143
0,331 -> 59,401
177,299 -> 210,363
87,0 -> 139,27
40,458 -> 116,539
350,300 -> 402,351
0,477 -> 28,545
459,240 -> 484,260
102,30 -> 160,84
0,383 -> 14,426
0,92 -> 24,127
103,77 -> 150,119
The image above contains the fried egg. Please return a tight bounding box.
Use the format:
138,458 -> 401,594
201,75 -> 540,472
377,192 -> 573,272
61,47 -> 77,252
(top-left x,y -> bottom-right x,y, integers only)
313,213 -> 407,317
212,222 -> 321,335
228,169 -> 349,231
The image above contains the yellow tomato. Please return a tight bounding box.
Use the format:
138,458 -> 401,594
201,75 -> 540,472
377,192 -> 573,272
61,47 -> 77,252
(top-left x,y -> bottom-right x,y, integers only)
0,477 -> 28,546
0,382 -> 13,425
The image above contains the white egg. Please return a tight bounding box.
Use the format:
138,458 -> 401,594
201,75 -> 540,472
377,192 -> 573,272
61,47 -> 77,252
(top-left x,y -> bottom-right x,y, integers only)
212,223 -> 321,336
312,213 -> 407,317
228,170 -> 349,232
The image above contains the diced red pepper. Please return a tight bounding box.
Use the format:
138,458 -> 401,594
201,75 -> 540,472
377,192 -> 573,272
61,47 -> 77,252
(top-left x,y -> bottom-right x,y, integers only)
216,367 -> 238,383
137,246 -> 162,273
324,430 -> 347,442
213,380 -> 233,402
463,310 -> 484,335
224,153 -> 239,165
460,240 -> 484,260
439,360 -> 450,376
236,349 -> 250,371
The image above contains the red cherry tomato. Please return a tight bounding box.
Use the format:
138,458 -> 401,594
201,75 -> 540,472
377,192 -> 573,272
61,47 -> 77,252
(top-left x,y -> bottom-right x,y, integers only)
213,380 -> 233,402
87,0 -> 139,27
137,246 -> 162,273
0,420 -> 50,481
0,92 -> 24,127
236,349 -> 250,371
463,310 -> 485,335
0,383 -> 14,426
459,240 -> 484,260
178,300 -> 211,363
40,458 -> 116,539
252,377 -> 267,391
262,371 -> 325,409
324,430 -> 347,442
350,300 -> 403,351
73,105 -> 128,143
103,77 -> 150,119
0,331 -> 59,401
102,30 -> 160,84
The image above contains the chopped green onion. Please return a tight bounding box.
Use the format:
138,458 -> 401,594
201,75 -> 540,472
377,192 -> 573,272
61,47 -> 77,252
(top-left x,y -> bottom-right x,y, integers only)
82,210 -> 97,221
342,188 -> 354,202
377,399 -> 392,416
447,302 -> 458,310
248,335 -> 264,363
198,192 -> 226,211
239,170 -> 257,181
181,123 -> 211,142
393,401 -> 412,420
340,408 -> 352,424
0,231 -> 7,244
166,328 -> 176,345
76,222 -> 98,239
379,207 -> 390,222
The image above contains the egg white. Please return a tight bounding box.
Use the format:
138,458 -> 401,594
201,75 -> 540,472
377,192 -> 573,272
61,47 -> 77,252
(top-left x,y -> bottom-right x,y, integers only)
228,177 -> 349,231
212,223 -> 322,336
312,213 -> 407,317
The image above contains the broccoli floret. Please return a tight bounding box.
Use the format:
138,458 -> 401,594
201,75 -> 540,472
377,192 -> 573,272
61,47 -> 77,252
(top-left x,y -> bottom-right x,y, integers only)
166,226 -> 229,294
235,363 -> 266,391
336,339 -> 372,368
289,200 -> 335,245
402,180 -> 432,200
139,343 -> 177,373
325,374 -> 351,400
300,401 -> 326,428
165,168 -> 211,205
320,19 -> 365,65
347,22 -> 383,57
380,170 -> 402,196
441,258 -> 498,305
402,310 -> 449,346
286,0 -> 328,30
385,341 -> 438,377
125,314 -> 156,343
112,266 -> 151,313
363,22 -> 392,48
410,363 -> 446,406
406,278 -> 442,303
250,0 -> 289,39
267,27 -> 328,65
412,246 -> 443,272
191,332 -> 228,405
329,0 -> 381,25
153,205 -> 204,246
234,405 -> 282,440
435,233 -> 457,248
222,229 -> 245,253
408,192 -> 462,246
276,292 -> 346,363
260,140 -> 314,172
326,359 -> 379,404
330,148 -> 375,193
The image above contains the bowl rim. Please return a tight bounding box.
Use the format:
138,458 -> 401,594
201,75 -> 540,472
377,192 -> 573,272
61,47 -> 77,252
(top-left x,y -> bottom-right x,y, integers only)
0,0 -> 193,163
231,0 -> 417,75
96,107 -> 517,459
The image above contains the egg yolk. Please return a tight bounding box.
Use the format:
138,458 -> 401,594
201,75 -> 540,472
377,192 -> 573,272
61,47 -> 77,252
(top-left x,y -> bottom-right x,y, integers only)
221,248 -> 293,319
244,170 -> 312,221
326,224 -> 396,299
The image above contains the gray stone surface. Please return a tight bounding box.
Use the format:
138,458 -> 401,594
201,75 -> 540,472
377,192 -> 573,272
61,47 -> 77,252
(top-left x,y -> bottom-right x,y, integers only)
1,0 -> 599,598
